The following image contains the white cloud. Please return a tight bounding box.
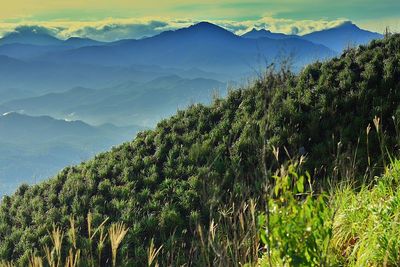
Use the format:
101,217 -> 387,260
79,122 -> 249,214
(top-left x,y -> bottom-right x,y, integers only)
218,17 -> 347,35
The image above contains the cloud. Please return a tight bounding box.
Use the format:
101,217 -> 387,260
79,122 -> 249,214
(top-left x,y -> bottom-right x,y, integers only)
5,25 -> 60,36
62,20 -> 172,41
221,17 -> 347,35
291,26 -> 300,35
0,16 -> 348,41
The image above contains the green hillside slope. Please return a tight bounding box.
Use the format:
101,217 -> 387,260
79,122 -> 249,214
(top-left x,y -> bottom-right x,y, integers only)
1,34 -> 400,266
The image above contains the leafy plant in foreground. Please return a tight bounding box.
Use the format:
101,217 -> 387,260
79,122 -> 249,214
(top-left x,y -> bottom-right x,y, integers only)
258,163 -> 334,266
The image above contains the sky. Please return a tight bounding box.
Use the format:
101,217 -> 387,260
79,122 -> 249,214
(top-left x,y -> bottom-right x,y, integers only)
0,0 -> 399,41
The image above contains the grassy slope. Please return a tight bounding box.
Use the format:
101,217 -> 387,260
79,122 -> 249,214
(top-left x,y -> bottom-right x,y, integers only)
257,159 -> 400,266
0,34 -> 400,266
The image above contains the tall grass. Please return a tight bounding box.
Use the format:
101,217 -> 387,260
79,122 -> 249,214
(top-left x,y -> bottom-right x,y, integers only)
192,199 -> 259,266
0,215 -> 128,267
256,121 -> 400,267
147,239 -> 163,267
331,160 -> 400,266
255,160 -> 400,266
108,222 -> 129,267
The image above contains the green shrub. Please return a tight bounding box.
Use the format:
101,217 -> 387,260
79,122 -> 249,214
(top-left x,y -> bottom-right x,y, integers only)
258,164 -> 334,266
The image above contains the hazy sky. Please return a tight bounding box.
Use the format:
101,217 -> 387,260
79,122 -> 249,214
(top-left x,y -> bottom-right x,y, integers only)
0,0 -> 399,40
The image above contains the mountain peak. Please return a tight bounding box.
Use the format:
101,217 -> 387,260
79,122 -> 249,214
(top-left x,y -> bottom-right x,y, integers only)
249,28 -> 271,33
335,21 -> 360,30
189,21 -> 229,32
152,21 -> 237,39
192,21 -> 219,28
303,21 -> 383,52
241,28 -> 291,40
154,21 -> 237,41
0,26 -> 61,46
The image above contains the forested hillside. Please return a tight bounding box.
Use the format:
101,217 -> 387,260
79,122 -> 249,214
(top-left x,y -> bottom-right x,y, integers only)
0,34 -> 400,266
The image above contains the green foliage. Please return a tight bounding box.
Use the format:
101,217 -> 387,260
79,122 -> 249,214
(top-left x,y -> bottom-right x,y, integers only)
258,164 -> 334,266
267,36 -> 400,179
257,159 -> 400,267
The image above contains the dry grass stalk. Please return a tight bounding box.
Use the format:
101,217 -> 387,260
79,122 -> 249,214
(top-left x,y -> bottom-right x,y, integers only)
0,261 -> 14,267
43,245 -> 54,267
28,255 -> 43,267
97,225 -> 108,265
48,225 -> 64,267
148,238 -> 163,267
87,212 -> 109,266
68,217 -> 77,250
65,248 -> 80,267
0,260 -> 15,267
87,212 -> 93,240
109,222 -> 129,267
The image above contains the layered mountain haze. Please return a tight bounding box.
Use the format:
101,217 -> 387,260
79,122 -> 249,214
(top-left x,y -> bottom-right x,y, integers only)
0,112 -> 144,195
0,58 -> 226,95
0,75 -> 226,126
0,38 -> 105,61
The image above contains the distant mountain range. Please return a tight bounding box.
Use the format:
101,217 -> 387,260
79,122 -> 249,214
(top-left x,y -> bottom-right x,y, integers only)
0,21 -> 382,93
1,21 -> 382,53
0,112 -> 144,195
26,22 -> 332,77
0,28 -> 62,46
241,21 -> 383,52
0,28 -> 104,47
0,55 -> 229,94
